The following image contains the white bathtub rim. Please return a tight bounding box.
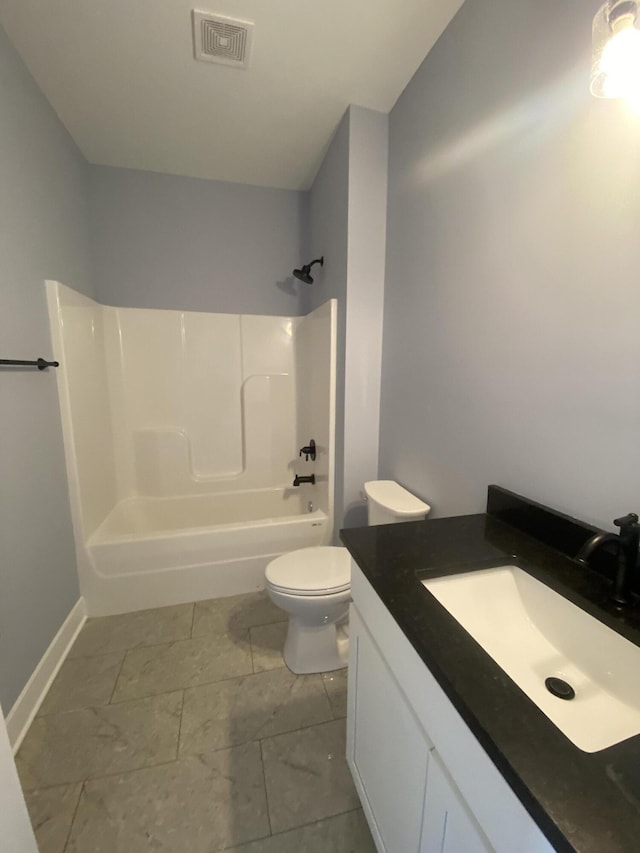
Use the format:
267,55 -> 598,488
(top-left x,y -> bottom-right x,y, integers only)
114,483 -> 308,503
89,508 -> 328,546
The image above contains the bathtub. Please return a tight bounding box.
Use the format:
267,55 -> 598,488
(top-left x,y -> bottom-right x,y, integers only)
81,488 -> 329,615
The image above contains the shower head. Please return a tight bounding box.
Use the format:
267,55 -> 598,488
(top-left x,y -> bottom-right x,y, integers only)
293,267 -> 313,284
293,256 -> 324,284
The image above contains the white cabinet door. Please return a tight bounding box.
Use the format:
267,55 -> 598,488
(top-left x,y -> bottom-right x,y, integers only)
421,750 -> 493,853
349,609 -> 431,853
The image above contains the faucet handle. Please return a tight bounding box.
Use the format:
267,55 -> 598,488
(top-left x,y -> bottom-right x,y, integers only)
299,439 -> 316,462
614,513 -> 639,530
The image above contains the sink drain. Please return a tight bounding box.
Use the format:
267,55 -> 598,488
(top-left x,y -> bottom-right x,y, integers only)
545,677 -> 575,700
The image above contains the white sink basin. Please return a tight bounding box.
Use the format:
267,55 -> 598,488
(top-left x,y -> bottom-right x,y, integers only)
422,565 -> 640,752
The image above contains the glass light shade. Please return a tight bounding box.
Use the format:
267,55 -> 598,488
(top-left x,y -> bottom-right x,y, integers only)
591,1 -> 640,98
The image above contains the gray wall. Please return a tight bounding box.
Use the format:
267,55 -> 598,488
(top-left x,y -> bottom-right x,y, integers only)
89,165 -> 308,316
343,106 -> 388,528
305,106 -> 388,533
379,0 -> 640,529
305,112 -> 350,531
0,26 -> 91,710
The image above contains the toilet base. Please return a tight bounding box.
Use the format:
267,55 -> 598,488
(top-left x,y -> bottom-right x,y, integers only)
284,618 -> 349,674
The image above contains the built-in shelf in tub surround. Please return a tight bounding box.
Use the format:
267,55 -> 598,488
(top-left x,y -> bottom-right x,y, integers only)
341,488 -> 640,853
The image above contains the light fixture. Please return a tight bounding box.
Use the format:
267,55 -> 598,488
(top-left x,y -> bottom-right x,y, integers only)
591,1 -> 640,98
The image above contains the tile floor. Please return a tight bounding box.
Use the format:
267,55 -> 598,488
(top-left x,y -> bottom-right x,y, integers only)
17,591 -> 375,853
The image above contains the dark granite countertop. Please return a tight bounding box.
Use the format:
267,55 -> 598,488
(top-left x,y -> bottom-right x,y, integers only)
340,495 -> 640,853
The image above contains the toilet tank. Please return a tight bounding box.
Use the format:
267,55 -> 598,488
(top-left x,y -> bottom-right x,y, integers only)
364,480 -> 431,526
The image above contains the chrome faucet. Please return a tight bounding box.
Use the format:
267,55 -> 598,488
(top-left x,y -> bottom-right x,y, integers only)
576,513 -> 640,606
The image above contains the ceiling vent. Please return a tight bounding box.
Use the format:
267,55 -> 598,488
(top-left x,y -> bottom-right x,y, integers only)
192,11 -> 254,69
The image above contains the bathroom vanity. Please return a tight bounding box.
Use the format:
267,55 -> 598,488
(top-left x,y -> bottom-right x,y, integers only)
341,487 -> 640,853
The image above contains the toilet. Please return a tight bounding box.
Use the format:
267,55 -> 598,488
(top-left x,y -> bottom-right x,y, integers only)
265,480 -> 431,674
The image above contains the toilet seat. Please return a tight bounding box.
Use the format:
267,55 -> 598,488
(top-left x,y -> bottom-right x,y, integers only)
266,546 -> 350,597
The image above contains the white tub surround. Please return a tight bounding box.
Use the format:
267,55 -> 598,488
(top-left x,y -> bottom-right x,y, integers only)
46,282 -> 336,615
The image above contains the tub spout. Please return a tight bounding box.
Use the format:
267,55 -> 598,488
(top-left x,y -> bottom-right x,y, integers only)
293,474 -> 315,487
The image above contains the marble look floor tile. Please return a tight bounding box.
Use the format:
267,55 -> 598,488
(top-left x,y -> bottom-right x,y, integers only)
65,742 -> 270,853
322,669 -> 349,719
261,719 -> 359,834
249,622 -> 287,672
192,591 -> 284,639
112,633 -> 253,702
16,692 -> 182,790
69,604 -> 194,658
226,808 -> 376,853
180,668 -> 333,755
38,653 -> 123,716
24,783 -> 83,853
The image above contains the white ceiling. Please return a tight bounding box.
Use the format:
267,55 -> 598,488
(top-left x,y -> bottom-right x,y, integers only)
1,1 -> 464,190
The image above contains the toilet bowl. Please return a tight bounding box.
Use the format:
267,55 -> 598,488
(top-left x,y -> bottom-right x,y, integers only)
266,546 -> 351,674
265,480 -> 430,674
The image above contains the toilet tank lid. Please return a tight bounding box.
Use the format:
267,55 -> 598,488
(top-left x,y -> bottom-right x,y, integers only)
364,480 -> 431,516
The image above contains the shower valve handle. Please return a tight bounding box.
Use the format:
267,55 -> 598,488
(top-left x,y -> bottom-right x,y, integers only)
299,439 -> 316,462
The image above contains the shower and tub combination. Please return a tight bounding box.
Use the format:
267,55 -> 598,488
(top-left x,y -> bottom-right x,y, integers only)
46,281 -> 337,616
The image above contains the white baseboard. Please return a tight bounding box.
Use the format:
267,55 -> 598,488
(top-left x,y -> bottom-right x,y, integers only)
5,598 -> 87,753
